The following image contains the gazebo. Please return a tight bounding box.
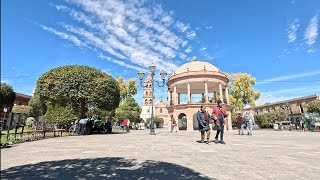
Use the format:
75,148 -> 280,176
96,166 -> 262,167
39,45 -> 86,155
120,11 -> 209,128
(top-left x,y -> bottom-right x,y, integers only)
166,57 -> 231,131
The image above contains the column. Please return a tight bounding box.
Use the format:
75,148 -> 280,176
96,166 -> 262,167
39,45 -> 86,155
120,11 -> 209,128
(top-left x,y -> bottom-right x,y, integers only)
174,85 -> 177,105
225,86 -> 230,104
204,81 -> 208,103
214,92 -> 217,103
219,83 -> 223,102
187,83 -> 191,103
167,90 -> 171,106
178,93 -> 181,105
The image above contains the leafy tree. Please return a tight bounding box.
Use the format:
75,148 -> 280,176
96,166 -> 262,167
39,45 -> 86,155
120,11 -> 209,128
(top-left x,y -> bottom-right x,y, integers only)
115,97 -> 141,123
228,73 -> 261,112
11,105 -> 31,115
255,111 -> 286,128
28,94 -> 47,118
307,100 -> 320,113
116,77 -> 138,101
146,116 -> 164,128
0,82 -> 16,110
44,103 -> 78,127
26,117 -> 36,128
36,65 -> 120,118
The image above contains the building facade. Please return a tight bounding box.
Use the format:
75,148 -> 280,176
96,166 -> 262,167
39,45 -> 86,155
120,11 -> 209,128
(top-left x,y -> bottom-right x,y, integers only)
250,94 -> 320,124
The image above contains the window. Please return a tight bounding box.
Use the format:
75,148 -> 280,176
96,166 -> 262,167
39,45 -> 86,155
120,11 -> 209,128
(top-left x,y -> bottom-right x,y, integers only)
146,91 -> 148,96
147,109 -> 150,113
149,99 -> 152,104
145,99 -> 148,105
160,108 -> 163,113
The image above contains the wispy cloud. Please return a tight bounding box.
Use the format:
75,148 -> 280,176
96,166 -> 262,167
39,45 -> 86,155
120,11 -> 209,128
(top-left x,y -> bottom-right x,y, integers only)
205,25 -> 213,30
42,0 -> 203,73
257,70 -> 320,85
287,18 -> 300,43
304,13 -> 319,52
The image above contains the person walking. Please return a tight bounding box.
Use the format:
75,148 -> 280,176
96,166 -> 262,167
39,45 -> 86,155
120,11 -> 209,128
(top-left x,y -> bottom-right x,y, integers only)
235,113 -> 245,135
244,111 -> 254,136
212,100 -> 229,144
197,106 -> 211,144
171,116 -> 177,132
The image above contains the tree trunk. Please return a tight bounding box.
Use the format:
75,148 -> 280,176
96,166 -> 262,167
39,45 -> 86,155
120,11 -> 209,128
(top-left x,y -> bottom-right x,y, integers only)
80,99 -> 86,119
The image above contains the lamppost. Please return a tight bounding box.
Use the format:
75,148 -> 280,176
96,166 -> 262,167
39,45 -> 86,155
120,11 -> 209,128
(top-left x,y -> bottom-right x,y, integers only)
138,64 -> 167,135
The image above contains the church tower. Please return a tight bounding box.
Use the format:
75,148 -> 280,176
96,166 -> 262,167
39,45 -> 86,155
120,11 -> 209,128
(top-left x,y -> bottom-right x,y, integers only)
140,72 -> 153,121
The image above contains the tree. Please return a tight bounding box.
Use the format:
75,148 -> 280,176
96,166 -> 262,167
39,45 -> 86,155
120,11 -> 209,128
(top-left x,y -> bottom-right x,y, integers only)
11,105 -> 31,115
307,100 -> 320,113
0,82 -> 16,110
115,97 -> 141,123
255,111 -> 286,128
36,65 -> 120,118
146,116 -> 164,128
28,94 -> 47,119
44,103 -> 78,127
228,73 -> 261,112
25,117 -> 36,129
116,77 -> 138,101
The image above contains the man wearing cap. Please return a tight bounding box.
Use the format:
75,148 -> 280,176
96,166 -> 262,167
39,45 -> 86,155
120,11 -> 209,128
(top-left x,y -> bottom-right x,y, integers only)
212,100 -> 229,144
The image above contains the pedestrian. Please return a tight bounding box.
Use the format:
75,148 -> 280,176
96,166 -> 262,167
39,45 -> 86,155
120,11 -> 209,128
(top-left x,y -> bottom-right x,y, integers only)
78,115 -> 88,135
197,106 -> 211,144
212,100 -> 229,144
244,111 -> 254,136
235,113 -> 245,135
127,119 -> 130,132
171,115 -> 177,132
122,118 -> 128,132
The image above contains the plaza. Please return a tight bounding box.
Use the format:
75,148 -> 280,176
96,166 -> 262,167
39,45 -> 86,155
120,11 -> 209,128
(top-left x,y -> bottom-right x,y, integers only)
1,129 -> 320,180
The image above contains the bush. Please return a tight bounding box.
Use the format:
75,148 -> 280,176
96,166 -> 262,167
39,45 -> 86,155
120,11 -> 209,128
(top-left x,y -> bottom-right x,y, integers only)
44,104 -> 78,127
26,117 -> 36,128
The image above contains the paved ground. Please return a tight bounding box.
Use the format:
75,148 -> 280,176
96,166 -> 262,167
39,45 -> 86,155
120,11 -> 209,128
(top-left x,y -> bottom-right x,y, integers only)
1,129 -> 320,180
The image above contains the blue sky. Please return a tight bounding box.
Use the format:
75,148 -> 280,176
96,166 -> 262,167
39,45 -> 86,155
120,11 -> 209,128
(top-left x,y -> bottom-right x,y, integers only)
1,0 -> 320,106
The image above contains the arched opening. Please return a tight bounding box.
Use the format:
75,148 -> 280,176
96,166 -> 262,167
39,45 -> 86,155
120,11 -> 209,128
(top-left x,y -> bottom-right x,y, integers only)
146,91 -> 148,96
145,99 -> 148,105
178,113 -> 187,130
193,112 -> 199,130
149,99 -> 152,104
149,91 -> 152,96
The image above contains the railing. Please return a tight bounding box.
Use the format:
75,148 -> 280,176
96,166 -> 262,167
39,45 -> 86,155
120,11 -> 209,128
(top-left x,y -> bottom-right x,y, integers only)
0,129 -> 75,147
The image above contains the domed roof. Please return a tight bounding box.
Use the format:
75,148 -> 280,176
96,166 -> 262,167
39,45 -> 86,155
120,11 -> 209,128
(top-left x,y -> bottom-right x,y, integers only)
174,59 -> 220,75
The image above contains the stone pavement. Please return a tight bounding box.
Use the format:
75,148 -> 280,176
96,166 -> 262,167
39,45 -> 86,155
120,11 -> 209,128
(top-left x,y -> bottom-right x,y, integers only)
1,129 -> 320,180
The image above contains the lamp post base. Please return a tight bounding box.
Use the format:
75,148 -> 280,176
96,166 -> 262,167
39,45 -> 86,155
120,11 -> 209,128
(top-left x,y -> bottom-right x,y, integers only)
149,129 -> 156,135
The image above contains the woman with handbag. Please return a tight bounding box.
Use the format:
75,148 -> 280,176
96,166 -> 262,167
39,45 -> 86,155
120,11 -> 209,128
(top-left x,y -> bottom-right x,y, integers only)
197,106 -> 211,144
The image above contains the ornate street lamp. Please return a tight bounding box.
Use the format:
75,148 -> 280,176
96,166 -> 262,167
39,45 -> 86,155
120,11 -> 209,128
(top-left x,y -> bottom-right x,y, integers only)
138,64 -> 167,135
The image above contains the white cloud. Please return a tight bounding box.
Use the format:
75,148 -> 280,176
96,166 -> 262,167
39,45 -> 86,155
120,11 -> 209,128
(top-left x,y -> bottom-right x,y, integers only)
304,14 -> 318,47
179,53 -> 187,59
186,31 -> 197,39
205,25 -> 213,30
44,0 -> 203,72
185,46 -> 192,53
41,25 -> 88,47
99,54 -> 145,72
287,18 -> 300,43
257,70 -> 320,85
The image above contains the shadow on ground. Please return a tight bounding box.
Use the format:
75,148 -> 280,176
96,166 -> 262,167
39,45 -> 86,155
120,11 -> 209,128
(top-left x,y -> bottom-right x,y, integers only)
1,157 -> 212,180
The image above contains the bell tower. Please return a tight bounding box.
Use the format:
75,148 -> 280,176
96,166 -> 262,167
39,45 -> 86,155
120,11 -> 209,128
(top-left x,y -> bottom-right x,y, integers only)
140,72 -> 153,121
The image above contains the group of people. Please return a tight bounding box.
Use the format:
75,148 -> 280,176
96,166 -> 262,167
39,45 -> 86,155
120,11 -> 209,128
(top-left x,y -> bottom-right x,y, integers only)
235,111 -> 255,136
76,116 -> 113,135
196,100 -> 229,144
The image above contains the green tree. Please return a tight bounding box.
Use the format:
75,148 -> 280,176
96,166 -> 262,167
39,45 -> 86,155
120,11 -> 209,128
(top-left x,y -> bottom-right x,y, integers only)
146,116 -> 164,128
36,65 -> 120,118
115,97 -> 141,123
44,103 -> 78,127
28,94 -> 47,118
25,117 -> 36,129
0,82 -> 16,110
255,111 -> 286,128
11,105 -> 31,115
307,100 -> 320,113
116,77 -> 138,101
228,73 -> 261,112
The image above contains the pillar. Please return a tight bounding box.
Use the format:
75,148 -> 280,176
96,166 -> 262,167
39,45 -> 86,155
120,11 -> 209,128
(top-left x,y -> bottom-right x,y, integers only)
168,90 -> 171,106
187,83 -> 191,103
174,86 -> 177,105
178,93 -> 181,105
214,92 -> 217,103
225,86 -> 230,104
219,83 -> 223,102
204,81 -> 208,103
